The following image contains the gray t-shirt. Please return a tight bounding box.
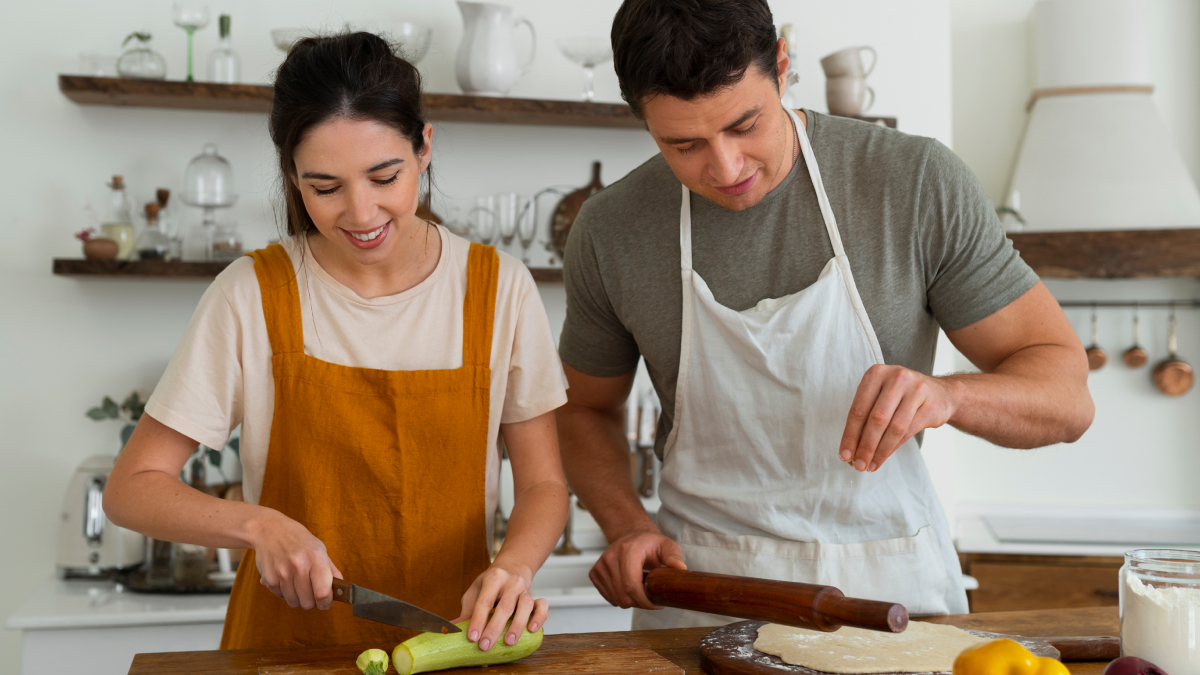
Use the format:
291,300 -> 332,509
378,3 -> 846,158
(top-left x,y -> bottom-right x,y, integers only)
559,110 -> 1038,459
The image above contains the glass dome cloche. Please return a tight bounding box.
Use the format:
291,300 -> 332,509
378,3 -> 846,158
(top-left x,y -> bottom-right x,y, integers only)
182,143 -> 237,210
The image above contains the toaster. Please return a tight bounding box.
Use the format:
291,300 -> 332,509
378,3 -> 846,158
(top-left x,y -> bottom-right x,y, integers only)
57,455 -> 145,577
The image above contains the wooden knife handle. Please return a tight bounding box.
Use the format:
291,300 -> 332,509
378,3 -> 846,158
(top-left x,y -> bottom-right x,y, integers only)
643,568 -> 907,633
1044,636 -> 1121,662
331,578 -> 353,605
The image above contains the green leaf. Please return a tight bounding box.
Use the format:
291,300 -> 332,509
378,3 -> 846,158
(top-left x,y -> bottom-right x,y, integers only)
86,407 -> 110,420
227,437 -> 240,456
122,391 -> 146,421
102,397 -> 120,418
206,447 -> 223,467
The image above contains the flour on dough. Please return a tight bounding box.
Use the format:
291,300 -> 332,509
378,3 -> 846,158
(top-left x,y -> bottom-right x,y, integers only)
753,622 -> 989,674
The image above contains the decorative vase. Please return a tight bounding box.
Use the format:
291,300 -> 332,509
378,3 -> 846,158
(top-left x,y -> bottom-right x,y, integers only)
83,237 -> 119,261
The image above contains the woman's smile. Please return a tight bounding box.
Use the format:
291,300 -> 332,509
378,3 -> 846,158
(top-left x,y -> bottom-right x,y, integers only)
341,221 -> 391,249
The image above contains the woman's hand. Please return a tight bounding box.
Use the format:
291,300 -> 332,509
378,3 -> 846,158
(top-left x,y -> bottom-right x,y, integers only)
249,510 -> 342,610
453,563 -> 548,652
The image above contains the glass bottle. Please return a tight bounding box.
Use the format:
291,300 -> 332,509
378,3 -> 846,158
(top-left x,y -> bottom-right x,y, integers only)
210,222 -> 243,262
156,188 -> 183,261
100,176 -> 136,260
136,203 -> 172,260
116,32 -> 167,80
206,15 -> 240,84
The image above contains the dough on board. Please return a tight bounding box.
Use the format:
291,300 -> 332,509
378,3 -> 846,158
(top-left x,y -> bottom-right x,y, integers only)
753,622 -> 990,674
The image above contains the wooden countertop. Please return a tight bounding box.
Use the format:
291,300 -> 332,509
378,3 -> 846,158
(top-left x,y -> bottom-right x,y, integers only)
128,606 -> 1118,675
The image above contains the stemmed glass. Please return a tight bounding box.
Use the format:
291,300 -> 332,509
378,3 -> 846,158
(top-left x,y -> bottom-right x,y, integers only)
516,195 -> 538,265
172,3 -> 210,82
556,38 -> 613,101
470,196 -> 496,245
497,193 -> 519,253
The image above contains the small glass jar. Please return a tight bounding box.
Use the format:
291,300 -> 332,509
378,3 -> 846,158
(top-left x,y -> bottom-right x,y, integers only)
116,32 -> 167,80
1120,549 -> 1200,675
211,222 -> 243,262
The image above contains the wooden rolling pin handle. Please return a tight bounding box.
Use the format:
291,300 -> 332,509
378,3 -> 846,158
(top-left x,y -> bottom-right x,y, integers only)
643,569 -> 906,633
811,590 -> 909,633
1045,636 -> 1121,662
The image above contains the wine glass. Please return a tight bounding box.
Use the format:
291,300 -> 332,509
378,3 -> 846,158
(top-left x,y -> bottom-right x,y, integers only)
172,3 -> 210,82
556,37 -> 612,102
497,193 -> 519,252
470,196 -> 496,245
516,195 -> 538,265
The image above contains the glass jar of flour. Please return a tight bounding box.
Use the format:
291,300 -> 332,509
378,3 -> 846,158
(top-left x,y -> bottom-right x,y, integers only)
1120,549 -> 1200,675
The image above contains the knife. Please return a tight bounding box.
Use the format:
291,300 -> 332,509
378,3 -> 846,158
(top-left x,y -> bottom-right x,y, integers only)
331,578 -> 461,634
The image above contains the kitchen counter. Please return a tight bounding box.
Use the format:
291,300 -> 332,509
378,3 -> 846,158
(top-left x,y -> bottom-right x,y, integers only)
957,504 -> 1200,556
127,606 -> 1119,675
5,577 -> 228,630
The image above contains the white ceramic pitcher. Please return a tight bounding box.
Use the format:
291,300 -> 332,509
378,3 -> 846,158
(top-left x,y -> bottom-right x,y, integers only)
455,1 -> 536,96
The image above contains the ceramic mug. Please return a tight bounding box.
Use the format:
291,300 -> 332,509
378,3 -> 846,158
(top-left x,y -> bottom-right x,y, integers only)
820,45 -> 877,79
826,75 -> 874,117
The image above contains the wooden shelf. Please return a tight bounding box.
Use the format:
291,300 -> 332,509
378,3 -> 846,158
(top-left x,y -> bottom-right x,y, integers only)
53,257 -> 564,282
1008,228 -> 1200,279
58,75 -> 897,129
59,75 -> 642,128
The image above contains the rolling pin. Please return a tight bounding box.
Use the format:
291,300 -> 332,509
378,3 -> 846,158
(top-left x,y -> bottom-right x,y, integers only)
643,568 -> 908,633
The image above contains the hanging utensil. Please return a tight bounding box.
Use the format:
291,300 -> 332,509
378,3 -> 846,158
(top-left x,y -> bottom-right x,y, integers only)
1085,305 -> 1107,370
551,161 -> 603,259
1153,307 -> 1194,396
1123,303 -> 1148,368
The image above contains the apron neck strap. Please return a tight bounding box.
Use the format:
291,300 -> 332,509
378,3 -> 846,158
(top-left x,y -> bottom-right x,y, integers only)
250,243 -> 304,356
462,243 -> 499,368
678,108 -> 848,267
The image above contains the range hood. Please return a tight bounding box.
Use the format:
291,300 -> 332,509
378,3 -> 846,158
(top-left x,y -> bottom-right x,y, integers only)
1003,0 -> 1200,232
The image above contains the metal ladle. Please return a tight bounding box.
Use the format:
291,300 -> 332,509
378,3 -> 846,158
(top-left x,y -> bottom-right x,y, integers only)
1085,305 -> 1107,371
1153,307 -> 1194,396
1123,303 -> 1148,368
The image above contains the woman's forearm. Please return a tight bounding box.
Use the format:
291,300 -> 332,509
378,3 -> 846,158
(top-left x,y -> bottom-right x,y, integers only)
492,479 -> 569,580
104,413 -> 278,550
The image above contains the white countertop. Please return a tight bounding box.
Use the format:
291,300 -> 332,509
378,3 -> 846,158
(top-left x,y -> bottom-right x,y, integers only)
5,577 -> 229,631
956,504 -> 1200,557
7,553 -> 613,632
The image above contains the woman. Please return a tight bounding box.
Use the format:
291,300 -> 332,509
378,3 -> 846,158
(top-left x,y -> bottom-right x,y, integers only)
104,32 -> 569,651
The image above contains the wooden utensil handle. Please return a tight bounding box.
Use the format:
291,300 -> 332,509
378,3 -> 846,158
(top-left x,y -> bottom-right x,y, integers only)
643,569 -> 907,633
1044,636 -> 1121,662
331,578 -> 353,605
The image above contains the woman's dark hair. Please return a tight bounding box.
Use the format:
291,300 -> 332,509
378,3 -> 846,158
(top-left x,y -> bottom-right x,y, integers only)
611,0 -> 779,119
271,31 -> 428,237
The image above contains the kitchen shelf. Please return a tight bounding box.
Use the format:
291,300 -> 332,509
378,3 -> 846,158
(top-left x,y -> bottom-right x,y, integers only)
58,75 -> 898,129
52,258 -> 565,283
1008,228 -> 1200,279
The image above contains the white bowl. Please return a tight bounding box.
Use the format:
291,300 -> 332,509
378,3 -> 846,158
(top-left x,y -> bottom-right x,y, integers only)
271,28 -> 311,53
395,22 -> 432,64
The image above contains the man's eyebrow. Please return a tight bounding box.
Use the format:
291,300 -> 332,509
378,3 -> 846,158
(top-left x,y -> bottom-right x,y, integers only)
656,106 -> 763,145
300,158 -> 404,180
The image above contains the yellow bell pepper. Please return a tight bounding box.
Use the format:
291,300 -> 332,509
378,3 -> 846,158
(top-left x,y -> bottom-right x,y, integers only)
954,639 -> 1071,675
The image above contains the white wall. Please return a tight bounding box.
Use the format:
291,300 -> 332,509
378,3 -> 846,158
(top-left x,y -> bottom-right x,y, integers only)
949,0 -> 1200,509
0,0 -> 952,670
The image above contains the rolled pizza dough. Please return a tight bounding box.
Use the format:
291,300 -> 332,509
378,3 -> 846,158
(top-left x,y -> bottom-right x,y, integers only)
753,622 -> 990,674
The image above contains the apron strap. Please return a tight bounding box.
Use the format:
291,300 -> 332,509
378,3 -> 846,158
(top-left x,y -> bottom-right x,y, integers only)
249,243 -> 304,356
791,108 -> 849,260
679,184 -> 694,271
462,243 -> 499,368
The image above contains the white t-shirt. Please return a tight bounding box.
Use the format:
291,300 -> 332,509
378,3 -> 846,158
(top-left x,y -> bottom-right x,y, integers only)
146,226 -> 568,525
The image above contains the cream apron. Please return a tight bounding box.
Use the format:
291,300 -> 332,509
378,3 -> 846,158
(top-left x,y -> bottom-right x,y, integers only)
632,109 -> 968,630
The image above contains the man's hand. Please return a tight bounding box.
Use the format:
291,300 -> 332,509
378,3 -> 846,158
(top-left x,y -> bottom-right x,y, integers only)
838,365 -> 956,473
590,528 -> 687,609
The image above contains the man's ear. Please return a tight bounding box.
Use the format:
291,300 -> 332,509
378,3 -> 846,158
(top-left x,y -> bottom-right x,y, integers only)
774,37 -> 789,93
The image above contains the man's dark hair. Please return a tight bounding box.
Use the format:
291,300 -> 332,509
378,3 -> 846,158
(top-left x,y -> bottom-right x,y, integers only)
611,0 -> 779,119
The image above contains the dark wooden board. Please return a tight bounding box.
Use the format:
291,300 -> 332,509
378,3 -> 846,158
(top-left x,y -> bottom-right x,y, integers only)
1008,228 -> 1200,278
52,258 -> 565,283
124,607 -> 1118,675
254,646 -> 683,674
698,621 -> 1060,675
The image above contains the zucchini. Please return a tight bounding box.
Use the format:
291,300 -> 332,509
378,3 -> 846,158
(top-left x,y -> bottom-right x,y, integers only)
392,620 -> 543,675
355,648 -> 389,675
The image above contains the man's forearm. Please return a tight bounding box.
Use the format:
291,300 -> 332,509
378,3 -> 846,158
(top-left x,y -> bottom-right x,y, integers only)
556,403 -> 658,543
943,343 -> 1093,448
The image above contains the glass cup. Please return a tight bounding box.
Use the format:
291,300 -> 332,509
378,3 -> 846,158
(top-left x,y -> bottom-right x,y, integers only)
470,196 -> 496,245
1119,549 -> 1200,675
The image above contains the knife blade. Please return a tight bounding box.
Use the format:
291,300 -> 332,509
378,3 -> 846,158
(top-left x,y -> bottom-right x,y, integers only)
331,578 -> 461,634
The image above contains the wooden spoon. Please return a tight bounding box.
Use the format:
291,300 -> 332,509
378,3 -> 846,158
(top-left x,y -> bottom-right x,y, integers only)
1085,307 -> 1107,370
1153,308 -> 1193,396
1123,304 -> 1148,368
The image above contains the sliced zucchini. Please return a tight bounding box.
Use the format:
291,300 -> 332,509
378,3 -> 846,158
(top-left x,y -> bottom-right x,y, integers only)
392,620 -> 543,675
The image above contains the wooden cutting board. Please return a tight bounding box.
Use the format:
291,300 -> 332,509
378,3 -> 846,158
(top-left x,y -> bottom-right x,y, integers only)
699,621 -> 1072,675
254,646 -> 683,675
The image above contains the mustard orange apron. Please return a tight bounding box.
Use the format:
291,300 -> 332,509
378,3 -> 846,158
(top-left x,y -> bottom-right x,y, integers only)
221,241 -> 496,649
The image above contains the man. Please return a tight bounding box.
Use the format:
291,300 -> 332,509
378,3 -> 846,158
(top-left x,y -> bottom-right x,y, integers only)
557,0 -> 1093,628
